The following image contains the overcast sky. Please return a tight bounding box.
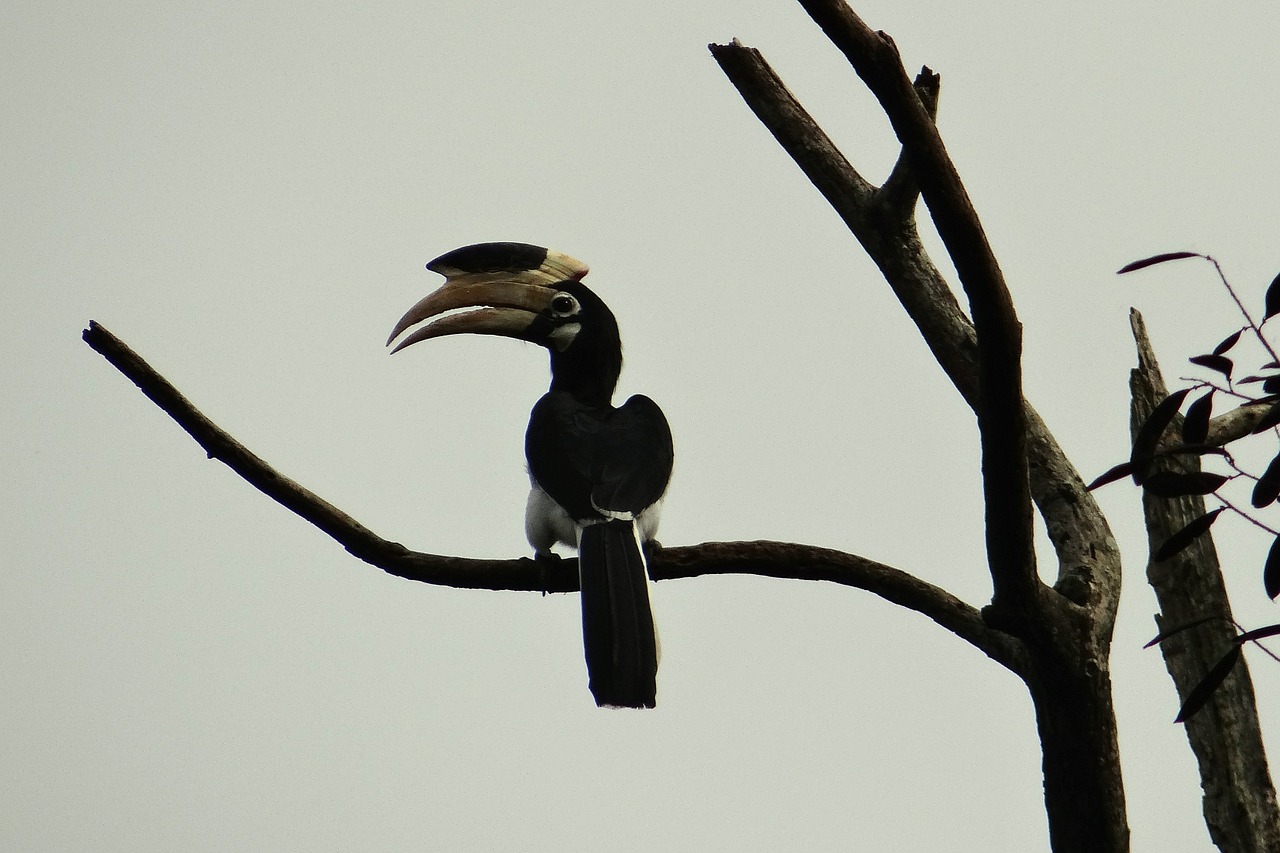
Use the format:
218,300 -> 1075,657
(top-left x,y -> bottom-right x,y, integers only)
6,2 -> 1279,850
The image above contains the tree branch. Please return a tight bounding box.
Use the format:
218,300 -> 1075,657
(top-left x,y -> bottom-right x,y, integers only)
82,321 -> 1027,674
1129,310 -> 1280,853
877,68 -> 940,217
709,36 -> 1119,641
711,13 -> 1128,847
791,0 -> 1037,617
1206,402 -> 1272,446
654,540 -> 1026,671
709,41 -> 976,400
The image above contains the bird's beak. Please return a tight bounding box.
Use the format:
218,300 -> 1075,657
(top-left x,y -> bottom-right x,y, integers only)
386,280 -> 557,354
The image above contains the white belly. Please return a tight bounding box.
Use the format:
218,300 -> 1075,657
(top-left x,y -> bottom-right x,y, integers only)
524,480 -> 664,557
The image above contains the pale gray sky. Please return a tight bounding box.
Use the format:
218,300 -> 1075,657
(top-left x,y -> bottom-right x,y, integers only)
5,2 -> 1279,850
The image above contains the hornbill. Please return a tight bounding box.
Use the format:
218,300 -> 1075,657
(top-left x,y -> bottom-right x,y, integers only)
387,242 -> 673,708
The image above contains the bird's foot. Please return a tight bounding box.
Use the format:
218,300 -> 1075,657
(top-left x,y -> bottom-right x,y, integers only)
532,551 -> 564,596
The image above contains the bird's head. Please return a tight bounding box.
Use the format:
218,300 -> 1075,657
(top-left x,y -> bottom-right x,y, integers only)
387,242 -> 623,402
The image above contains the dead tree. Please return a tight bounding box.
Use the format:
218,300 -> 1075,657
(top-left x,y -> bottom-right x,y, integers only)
1129,311 -> 1279,851
83,2 -> 1276,850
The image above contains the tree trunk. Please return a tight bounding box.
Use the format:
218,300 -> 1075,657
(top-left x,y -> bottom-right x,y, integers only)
1129,310 -> 1280,852
1024,640 -> 1130,851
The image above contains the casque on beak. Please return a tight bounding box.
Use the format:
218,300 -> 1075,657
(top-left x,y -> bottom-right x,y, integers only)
386,246 -> 589,354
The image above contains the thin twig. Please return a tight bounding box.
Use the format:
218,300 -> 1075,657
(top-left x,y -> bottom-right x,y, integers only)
1206,255 -> 1280,365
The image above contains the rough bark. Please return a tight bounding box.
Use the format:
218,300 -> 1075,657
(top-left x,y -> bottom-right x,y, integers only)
1024,652 -> 1130,852
1129,310 -> 1280,853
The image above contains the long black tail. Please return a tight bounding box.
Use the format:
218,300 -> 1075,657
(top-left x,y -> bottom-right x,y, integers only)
577,519 -> 658,708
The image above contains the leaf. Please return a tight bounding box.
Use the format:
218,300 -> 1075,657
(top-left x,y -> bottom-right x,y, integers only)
1141,471 -> 1228,498
1236,623 -> 1280,644
1189,354 -> 1232,379
1265,271 -> 1280,321
1157,444 -> 1228,459
1253,451 -> 1280,508
1144,616 -> 1227,649
1265,377 -> 1280,395
1251,400 -> 1280,434
1130,388 -> 1191,481
1182,391 -> 1213,444
1266,535 -> 1280,600
1175,645 -> 1241,722
1238,375 -> 1270,385
1086,461 -> 1140,491
1212,328 -> 1244,355
1154,508 -> 1225,561
1236,624 -> 1280,646
1117,251 -> 1201,274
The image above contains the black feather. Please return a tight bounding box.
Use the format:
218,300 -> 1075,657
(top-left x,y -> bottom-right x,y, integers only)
578,521 -> 658,708
427,241 -> 548,274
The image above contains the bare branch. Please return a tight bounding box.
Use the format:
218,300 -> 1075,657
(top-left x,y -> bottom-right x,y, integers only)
878,67 -> 941,216
710,37 -> 1119,639
708,40 -> 978,405
82,325 -> 387,553
82,321 -> 1027,674
654,540 -> 1026,672
708,39 -> 875,213
791,0 -> 1035,617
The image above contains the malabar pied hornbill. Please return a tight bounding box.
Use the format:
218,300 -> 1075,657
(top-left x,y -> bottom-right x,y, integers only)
387,242 -> 673,709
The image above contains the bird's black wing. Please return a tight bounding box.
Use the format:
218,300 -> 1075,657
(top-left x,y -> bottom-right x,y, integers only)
526,392 -> 672,522
526,392 -> 604,521
589,394 -> 673,518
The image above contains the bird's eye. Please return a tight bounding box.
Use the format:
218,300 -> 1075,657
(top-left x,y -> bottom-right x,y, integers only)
550,293 -> 579,317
